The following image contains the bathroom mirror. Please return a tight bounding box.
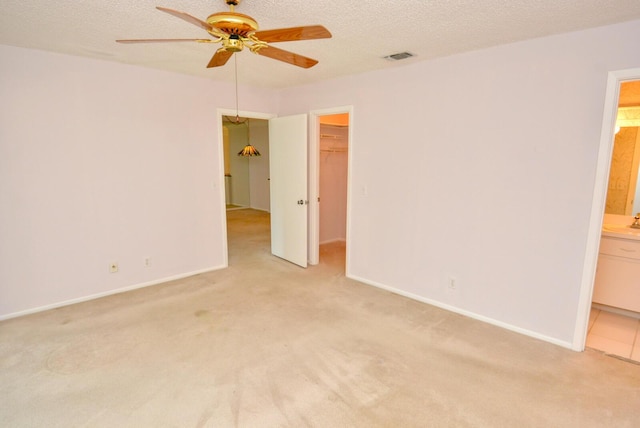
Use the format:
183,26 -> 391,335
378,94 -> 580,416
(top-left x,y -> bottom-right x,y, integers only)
604,81 -> 640,216
605,127 -> 640,215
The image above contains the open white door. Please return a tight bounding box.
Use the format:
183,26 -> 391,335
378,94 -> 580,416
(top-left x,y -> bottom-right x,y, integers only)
269,114 -> 308,267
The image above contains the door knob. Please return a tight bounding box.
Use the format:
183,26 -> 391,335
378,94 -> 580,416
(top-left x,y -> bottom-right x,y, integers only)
297,200 -> 304,205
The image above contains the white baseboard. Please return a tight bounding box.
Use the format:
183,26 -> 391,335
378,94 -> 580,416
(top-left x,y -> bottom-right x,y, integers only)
347,273 -> 574,350
0,264 -> 226,321
249,206 -> 270,213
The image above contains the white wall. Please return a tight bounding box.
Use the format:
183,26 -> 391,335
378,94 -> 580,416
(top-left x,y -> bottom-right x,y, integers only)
0,45 -> 277,318
278,20 -> 640,347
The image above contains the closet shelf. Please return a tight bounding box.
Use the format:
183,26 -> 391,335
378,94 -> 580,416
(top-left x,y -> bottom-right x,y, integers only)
320,133 -> 344,139
320,147 -> 348,153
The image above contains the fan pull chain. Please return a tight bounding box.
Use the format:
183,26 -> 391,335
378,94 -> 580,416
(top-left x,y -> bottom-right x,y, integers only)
234,54 -> 240,124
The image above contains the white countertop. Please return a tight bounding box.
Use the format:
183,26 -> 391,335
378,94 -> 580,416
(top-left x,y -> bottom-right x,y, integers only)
601,224 -> 640,241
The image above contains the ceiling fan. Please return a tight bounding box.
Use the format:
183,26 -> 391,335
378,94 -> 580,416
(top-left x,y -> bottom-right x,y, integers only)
116,0 -> 332,69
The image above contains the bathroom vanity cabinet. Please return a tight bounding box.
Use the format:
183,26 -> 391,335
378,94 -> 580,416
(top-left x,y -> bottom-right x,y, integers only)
593,235 -> 640,313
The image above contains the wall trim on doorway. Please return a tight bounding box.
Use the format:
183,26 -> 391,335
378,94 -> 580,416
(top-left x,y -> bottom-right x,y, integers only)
573,67 -> 640,352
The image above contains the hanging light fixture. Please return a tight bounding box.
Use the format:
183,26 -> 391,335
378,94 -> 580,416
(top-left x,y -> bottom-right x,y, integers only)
227,54 -> 260,157
238,118 -> 261,156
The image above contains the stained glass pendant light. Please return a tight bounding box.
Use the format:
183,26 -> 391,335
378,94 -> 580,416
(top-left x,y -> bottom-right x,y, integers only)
238,118 -> 261,156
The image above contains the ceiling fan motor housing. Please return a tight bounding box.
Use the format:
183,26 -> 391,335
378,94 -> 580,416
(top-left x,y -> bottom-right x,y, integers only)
207,12 -> 258,37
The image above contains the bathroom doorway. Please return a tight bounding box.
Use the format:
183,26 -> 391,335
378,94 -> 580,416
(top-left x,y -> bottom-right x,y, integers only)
578,71 -> 640,357
586,78 -> 640,361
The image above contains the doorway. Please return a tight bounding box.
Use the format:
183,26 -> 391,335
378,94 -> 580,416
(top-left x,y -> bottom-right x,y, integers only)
222,115 -> 270,211
576,68 -> 640,352
585,79 -> 640,361
218,109 -> 274,268
309,107 -> 353,273
218,107 -> 353,270
318,114 -> 349,270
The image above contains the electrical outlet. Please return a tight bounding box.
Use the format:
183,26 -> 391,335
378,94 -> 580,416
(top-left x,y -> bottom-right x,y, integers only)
109,262 -> 119,273
144,257 -> 151,267
448,276 -> 457,290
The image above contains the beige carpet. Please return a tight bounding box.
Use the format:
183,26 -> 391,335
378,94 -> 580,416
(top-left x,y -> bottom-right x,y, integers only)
1,208 -> 639,427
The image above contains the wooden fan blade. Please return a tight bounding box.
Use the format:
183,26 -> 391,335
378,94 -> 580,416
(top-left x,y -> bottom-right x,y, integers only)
253,25 -> 332,43
156,6 -> 222,36
207,49 -> 233,68
116,39 -> 214,44
256,45 -> 318,68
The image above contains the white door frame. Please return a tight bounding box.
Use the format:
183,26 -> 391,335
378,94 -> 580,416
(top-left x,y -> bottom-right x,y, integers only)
216,108 -> 276,268
308,106 -> 354,271
574,68 -> 640,351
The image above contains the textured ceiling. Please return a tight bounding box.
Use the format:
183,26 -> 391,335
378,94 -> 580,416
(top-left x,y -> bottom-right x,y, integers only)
2,0 -> 640,89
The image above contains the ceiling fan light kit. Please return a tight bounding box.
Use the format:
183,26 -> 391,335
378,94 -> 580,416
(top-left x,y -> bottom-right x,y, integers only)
116,0 -> 331,69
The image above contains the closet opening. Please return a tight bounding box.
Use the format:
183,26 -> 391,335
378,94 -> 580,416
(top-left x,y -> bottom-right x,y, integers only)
312,111 -> 351,272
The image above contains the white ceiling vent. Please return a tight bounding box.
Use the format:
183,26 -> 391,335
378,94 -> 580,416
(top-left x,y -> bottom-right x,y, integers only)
383,52 -> 415,61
